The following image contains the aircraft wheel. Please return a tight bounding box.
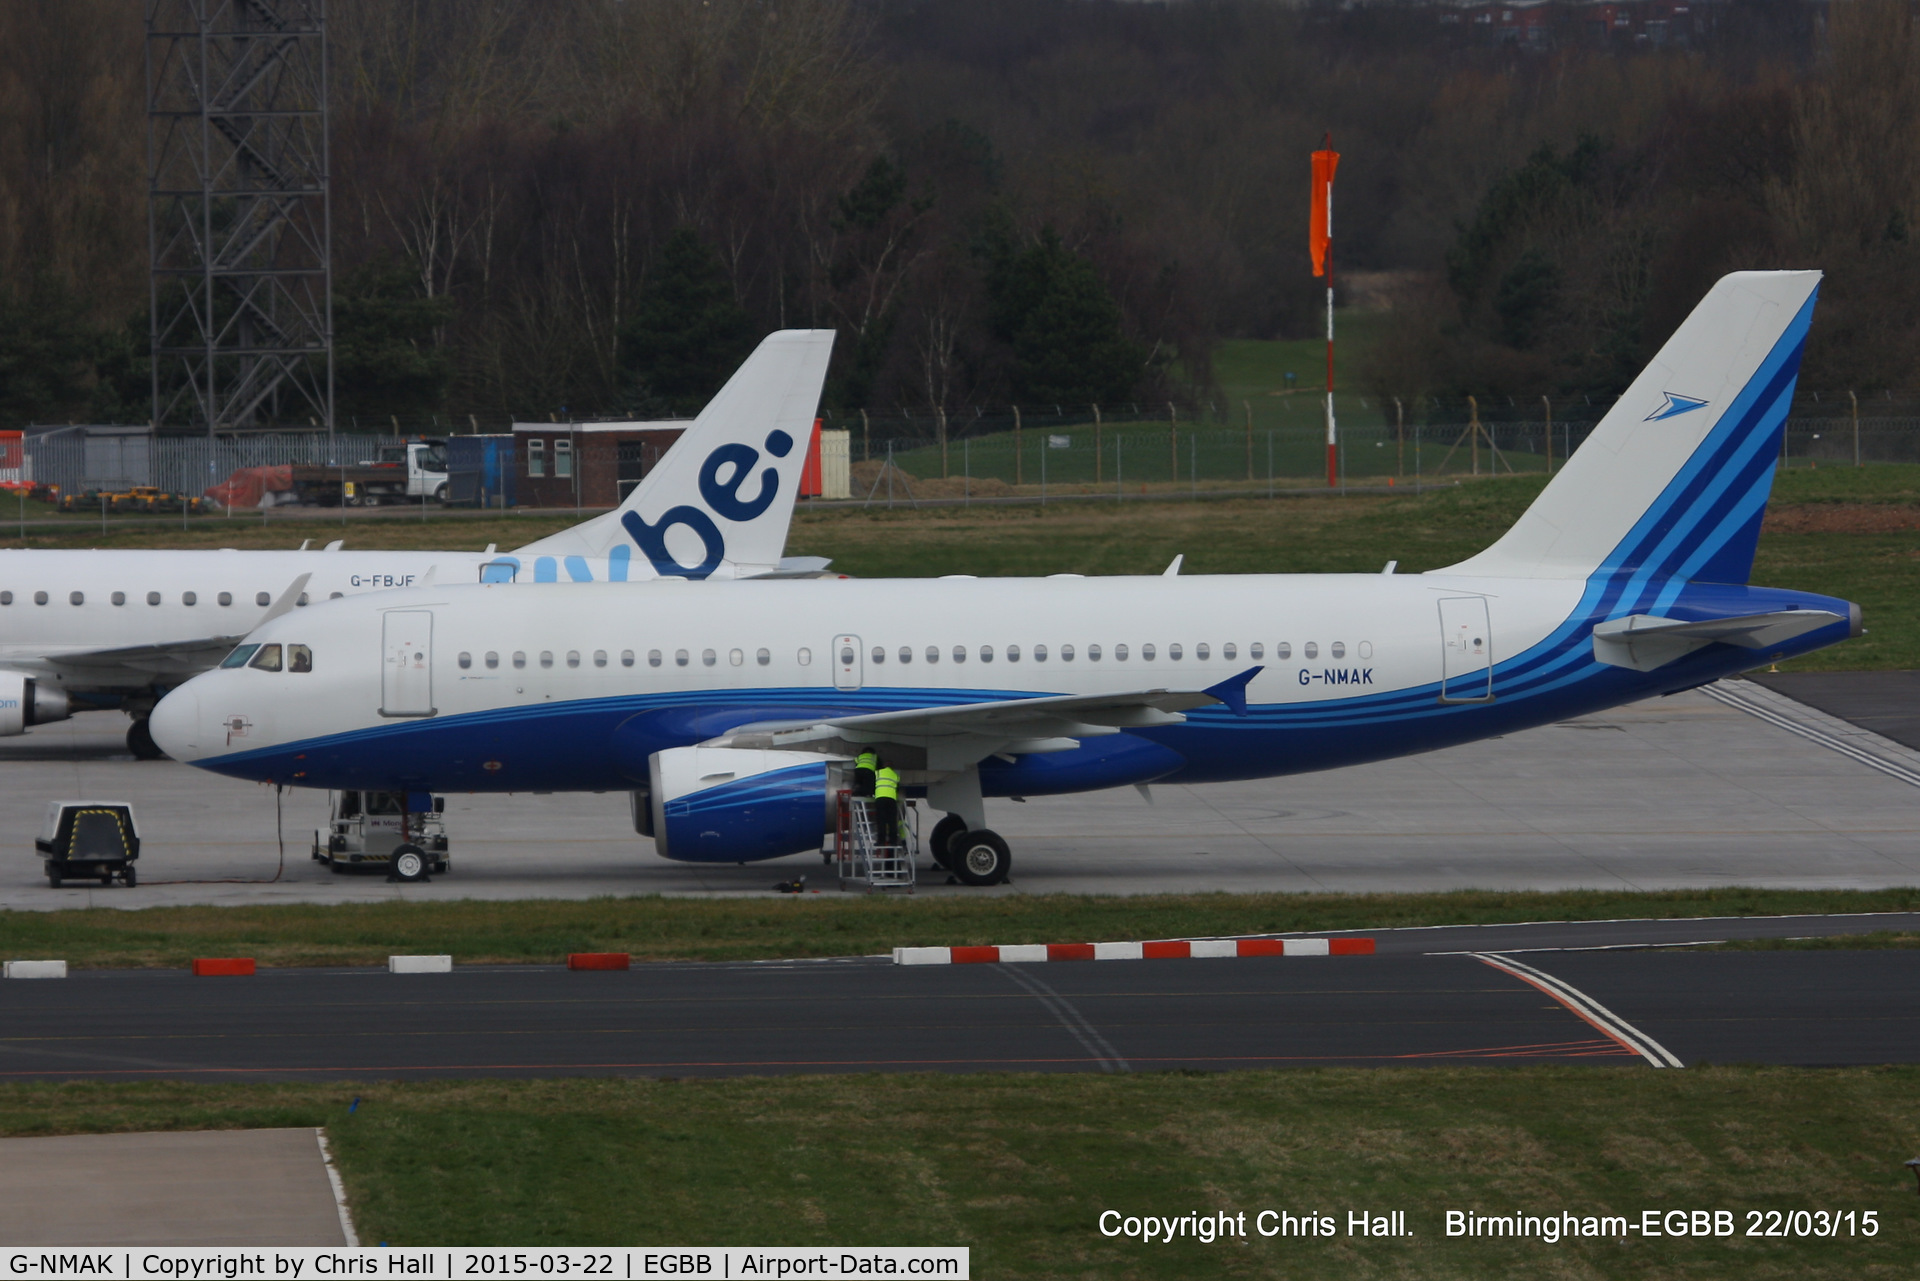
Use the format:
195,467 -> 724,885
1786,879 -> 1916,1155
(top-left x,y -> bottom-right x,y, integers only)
928,815 -> 967,870
388,844 -> 431,883
952,830 -> 1011,887
126,717 -> 166,760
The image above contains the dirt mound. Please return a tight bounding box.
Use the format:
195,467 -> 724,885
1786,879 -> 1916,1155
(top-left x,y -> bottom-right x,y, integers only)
847,461 -> 1016,500
1762,504 -> 1920,534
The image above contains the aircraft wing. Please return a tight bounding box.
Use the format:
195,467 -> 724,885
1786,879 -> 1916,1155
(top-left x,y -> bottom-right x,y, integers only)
712,668 -> 1261,770
1592,609 -> 1846,672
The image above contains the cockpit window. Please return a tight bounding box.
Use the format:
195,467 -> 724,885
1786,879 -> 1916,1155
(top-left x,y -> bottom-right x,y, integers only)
248,643 -> 283,672
288,643 -> 313,673
220,644 -> 260,669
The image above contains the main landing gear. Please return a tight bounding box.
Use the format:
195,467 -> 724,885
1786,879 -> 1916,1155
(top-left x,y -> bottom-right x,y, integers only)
927,814 -> 1011,887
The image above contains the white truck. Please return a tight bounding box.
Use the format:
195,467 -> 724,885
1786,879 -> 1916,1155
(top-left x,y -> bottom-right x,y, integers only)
312,790 -> 450,881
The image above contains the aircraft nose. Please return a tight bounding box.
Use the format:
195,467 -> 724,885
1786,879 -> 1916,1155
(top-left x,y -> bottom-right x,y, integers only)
148,685 -> 203,761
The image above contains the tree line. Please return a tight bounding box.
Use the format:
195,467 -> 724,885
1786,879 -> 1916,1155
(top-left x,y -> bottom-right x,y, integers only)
0,0 -> 1912,431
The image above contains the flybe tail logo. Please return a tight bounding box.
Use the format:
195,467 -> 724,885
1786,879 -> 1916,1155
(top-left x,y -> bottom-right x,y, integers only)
621,429 -> 795,580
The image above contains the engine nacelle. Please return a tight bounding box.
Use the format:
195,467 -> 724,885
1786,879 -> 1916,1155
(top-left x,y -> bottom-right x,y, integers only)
0,671 -> 70,737
648,746 -> 842,863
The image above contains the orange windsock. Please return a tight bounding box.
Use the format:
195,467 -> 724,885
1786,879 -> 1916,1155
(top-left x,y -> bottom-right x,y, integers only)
1310,147 -> 1340,277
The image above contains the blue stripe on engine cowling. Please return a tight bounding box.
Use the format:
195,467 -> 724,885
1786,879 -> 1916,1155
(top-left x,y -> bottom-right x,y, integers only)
660,760 -> 829,862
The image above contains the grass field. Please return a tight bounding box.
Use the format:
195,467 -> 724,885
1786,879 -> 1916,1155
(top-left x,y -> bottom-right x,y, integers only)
5,888 -> 1918,969
1,1069 -> 1913,1275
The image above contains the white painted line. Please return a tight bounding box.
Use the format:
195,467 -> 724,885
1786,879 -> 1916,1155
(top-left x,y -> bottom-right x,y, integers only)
387,955 -> 453,974
1705,682 -> 1920,788
1472,953 -> 1683,1068
315,1128 -> 360,1247
4,960 -> 66,979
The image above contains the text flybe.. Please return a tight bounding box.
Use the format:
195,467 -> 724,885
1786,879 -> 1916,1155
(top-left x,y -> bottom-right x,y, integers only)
622,429 -> 794,579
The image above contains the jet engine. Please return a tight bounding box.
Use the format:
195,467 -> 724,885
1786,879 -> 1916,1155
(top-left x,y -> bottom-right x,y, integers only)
0,671 -> 70,736
646,746 -> 844,862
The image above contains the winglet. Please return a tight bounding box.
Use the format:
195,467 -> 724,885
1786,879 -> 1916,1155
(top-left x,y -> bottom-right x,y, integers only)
1202,665 -> 1263,717
1163,555 -> 1184,577
256,573 -> 311,627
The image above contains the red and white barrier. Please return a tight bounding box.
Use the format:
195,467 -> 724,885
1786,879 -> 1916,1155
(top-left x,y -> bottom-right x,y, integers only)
191,957 -> 256,976
568,952 -> 631,971
893,937 -> 1374,965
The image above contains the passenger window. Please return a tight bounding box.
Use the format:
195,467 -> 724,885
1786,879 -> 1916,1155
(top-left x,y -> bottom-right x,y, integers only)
952,646 -> 966,664
1219,643 -> 1231,660
248,643 -> 283,672
1197,643 -> 1210,660
840,644 -> 855,665
1116,644 -> 1129,660
648,650 -> 662,667
980,645 -> 994,663
0,591 -> 10,605
1332,641 -> 1346,659
898,647 -> 912,664
218,592 -> 232,606
798,647 -> 812,666
701,649 -> 716,667
1062,644 -> 1074,661
540,651 -> 554,668
33,591 -> 47,605
1034,645 -> 1047,662
458,652 -> 473,669
622,650 -> 636,667
594,650 -> 608,667
1088,644 -> 1102,661
486,652 -> 499,669
111,591 -> 125,606
256,592 -> 271,606
182,591 -> 196,606
1304,642 -> 1318,659
566,651 -> 580,668
513,651 -> 527,668
1006,645 -> 1020,662
871,646 -> 885,664
1142,644 -> 1156,661
926,646 -> 939,664
757,648 -> 770,666
675,649 -> 689,666
1249,642 -> 1263,660
147,591 -> 160,605
220,644 -> 260,669
69,591 -> 83,605
1359,641 -> 1373,659
288,644 -> 313,673
729,649 -> 743,667
1169,644 -> 1183,661
1277,642 -> 1291,660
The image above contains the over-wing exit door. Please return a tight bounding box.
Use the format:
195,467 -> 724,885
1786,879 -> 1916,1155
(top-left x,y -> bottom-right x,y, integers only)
1438,596 -> 1493,702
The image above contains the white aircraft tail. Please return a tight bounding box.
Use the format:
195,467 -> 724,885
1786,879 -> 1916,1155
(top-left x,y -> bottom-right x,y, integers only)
511,330 -> 835,578
1442,270 -> 1820,585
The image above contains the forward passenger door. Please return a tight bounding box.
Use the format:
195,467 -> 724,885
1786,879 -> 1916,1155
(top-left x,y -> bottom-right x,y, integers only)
381,610 -> 436,717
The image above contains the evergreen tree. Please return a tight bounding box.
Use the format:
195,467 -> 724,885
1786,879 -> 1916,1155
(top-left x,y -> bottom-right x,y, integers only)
620,228 -> 755,415
985,226 -> 1142,406
0,276 -> 107,427
333,258 -> 454,419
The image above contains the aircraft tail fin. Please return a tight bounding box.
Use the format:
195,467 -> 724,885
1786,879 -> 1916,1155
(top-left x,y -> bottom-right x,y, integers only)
1441,270 -> 1820,585
511,330 -> 835,577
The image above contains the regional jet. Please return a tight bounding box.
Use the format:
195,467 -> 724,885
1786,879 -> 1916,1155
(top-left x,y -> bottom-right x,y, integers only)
153,274 -> 1853,885
0,330 -> 833,756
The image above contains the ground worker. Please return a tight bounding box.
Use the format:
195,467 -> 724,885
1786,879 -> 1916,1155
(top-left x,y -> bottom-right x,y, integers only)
872,760 -> 901,847
854,749 -> 877,798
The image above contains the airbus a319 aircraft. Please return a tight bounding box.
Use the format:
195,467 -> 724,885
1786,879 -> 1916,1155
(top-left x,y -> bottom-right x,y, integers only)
0,330 -> 833,756
154,272 -> 1855,886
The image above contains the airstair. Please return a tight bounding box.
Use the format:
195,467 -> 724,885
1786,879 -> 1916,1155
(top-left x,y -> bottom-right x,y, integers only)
832,791 -> 918,892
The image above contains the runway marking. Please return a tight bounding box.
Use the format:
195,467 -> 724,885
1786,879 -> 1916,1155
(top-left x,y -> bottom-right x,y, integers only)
995,965 -> 1131,1073
1469,953 -> 1683,1068
1705,681 -> 1920,789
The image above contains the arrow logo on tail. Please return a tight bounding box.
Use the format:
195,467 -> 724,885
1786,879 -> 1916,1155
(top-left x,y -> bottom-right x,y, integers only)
1645,392 -> 1709,421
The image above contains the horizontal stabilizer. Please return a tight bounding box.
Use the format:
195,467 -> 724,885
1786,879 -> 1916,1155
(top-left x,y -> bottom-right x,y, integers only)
1592,609 -> 1846,672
